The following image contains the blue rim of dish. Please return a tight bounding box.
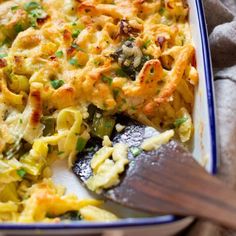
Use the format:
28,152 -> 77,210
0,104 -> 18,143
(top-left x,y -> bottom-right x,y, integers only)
197,0 -> 217,175
0,0 -> 217,231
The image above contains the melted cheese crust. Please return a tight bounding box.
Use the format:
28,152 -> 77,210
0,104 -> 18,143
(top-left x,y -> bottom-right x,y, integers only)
0,0 -> 198,222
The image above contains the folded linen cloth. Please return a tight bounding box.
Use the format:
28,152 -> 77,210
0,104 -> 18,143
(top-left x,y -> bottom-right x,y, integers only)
186,0 -> 236,235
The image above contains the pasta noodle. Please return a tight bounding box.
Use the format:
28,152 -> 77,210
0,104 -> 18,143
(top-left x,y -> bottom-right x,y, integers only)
56,108 -> 83,157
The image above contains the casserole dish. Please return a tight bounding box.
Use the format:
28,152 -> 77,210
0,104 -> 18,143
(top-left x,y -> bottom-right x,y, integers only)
0,0 -> 217,235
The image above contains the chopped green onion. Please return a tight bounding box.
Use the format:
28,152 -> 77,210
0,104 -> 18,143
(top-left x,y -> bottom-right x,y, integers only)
24,1 -> 40,11
24,2 -> 47,28
87,104 -> 97,123
115,68 -> 127,77
142,39 -> 151,49
127,37 -> 135,42
76,137 -> 87,152
69,57 -> 80,67
86,146 -> 95,152
0,53 -> 7,58
159,7 -> 165,15
48,145 -> 53,153
50,79 -> 64,89
2,38 -> 11,46
102,75 -> 113,85
69,57 -> 78,65
55,50 -> 63,58
41,116 -> 56,136
113,89 -> 120,99
17,168 -> 26,178
93,60 -> 100,67
92,113 -> 116,139
14,24 -> 24,33
59,211 -> 82,221
29,8 -> 45,18
71,43 -> 79,49
71,43 -> 85,52
130,146 -> 142,157
11,5 -> 19,11
173,117 -> 188,128
72,29 -> 81,38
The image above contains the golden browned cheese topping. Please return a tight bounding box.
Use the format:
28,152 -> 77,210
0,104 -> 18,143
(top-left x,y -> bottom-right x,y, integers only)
0,0 -> 198,223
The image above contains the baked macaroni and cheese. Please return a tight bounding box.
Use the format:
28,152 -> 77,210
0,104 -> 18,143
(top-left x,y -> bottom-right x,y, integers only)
0,0 -> 198,222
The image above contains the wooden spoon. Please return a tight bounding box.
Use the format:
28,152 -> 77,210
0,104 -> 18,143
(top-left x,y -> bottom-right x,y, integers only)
73,117 -> 236,229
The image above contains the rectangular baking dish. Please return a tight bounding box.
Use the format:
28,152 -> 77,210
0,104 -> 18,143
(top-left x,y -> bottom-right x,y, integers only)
0,0 -> 217,235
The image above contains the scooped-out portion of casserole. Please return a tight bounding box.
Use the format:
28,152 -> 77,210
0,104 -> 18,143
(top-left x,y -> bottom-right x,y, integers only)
0,0 -> 198,223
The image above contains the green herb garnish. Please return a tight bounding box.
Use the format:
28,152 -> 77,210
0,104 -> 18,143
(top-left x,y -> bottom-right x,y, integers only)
50,79 -> 64,89
113,89 -> 120,99
93,60 -> 100,67
1,38 -> 11,47
173,117 -> 188,128
71,43 -> 79,49
69,58 -> 77,65
24,1 -> 40,11
24,2 -> 47,28
86,146 -> 95,152
115,68 -> 127,77
102,75 -> 113,85
71,43 -> 85,52
130,146 -> 142,157
69,57 -> 79,66
11,5 -> 19,11
59,211 -> 82,221
41,116 -> 56,136
127,37 -> 135,42
76,137 -> 87,152
55,50 -> 63,58
159,7 -> 165,15
104,121 -> 113,128
15,24 -> 24,33
142,39 -> 151,49
17,169 -> 26,178
72,29 -> 81,38
92,113 -> 116,139
29,8 -> 44,18
57,151 -> 64,155
0,53 -> 7,58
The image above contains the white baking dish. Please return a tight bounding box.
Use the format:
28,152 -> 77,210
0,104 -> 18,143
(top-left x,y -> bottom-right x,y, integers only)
0,0 -> 217,235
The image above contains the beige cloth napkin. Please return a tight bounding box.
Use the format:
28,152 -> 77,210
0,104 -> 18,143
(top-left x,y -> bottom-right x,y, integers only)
186,0 -> 236,235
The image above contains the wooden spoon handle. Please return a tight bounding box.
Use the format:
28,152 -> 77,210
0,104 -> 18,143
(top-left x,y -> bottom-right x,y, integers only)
104,142 -> 236,229
169,170 -> 236,229
128,159 -> 236,229
164,173 -> 236,228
